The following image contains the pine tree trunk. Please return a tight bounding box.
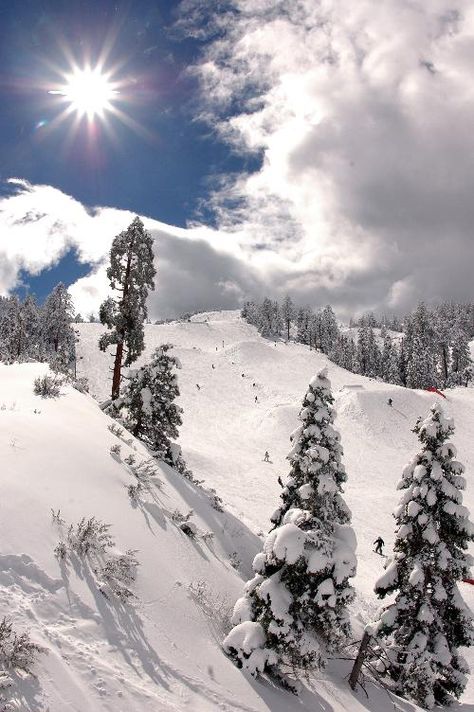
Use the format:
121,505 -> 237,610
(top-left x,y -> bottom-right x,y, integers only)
349,631 -> 371,690
111,341 -> 124,400
110,237 -> 135,400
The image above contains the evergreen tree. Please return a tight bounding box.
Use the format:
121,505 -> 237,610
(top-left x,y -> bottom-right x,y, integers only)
319,305 -> 339,355
356,322 -> 380,377
296,306 -> 312,345
223,369 -> 356,680
42,283 -> 75,360
121,344 -> 183,466
281,295 -> 295,341
258,297 -> 275,337
99,217 -> 156,400
406,303 -> 438,389
381,333 -> 400,384
371,405 -> 474,708
448,319 -> 472,387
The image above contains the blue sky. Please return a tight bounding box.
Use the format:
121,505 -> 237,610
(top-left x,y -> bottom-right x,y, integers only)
0,0 -> 256,300
1,1 -> 473,318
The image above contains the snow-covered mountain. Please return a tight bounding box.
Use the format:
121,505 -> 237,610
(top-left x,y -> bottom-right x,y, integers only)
2,310 -> 474,710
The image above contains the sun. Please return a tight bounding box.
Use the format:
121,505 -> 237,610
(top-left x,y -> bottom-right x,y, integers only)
62,67 -> 118,118
50,65 -> 118,120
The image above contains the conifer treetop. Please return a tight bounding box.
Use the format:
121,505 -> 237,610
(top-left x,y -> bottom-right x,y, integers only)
371,403 -> 474,709
223,368 -> 356,682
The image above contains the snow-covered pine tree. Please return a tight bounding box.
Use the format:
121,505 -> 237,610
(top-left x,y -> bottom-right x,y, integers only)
121,344 -> 183,467
448,318 -> 472,387
42,283 -> 76,370
0,296 -> 22,361
356,322 -> 380,377
21,294 -> 42,360
223,368 -> 356,681
319,305 -> 339,355
371,404 -> 474,709
381,333 -> 401,384
296,306 -> 311,345
406,303 -> 438,389
281,295 -> 295,341
99,217 -> 156,400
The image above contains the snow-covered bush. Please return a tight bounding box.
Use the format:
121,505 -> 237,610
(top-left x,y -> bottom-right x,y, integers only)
0,616 -> 45,708
96,551 -> 139,603
72,376 -> 89,394
371,404 -> 474,708
188,580 -> 233,637
66,517 -> 114,558
108,423 -> 124,438
224,368 -> 356,683
33,374 -> 62,398
110,443 -> 121,457
53,516 -> 139,604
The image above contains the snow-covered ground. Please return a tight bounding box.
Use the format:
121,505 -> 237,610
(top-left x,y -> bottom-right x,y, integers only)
2,311 -> 474,710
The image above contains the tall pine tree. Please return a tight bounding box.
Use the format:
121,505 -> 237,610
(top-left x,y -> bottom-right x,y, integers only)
223,368 -> 356,681
371,404 -> 474,708
99,217 -> 156,400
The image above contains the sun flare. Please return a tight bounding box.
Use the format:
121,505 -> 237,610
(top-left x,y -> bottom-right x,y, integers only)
50,66 -> 118,120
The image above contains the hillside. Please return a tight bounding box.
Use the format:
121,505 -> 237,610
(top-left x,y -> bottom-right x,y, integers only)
1,311 -> 474,710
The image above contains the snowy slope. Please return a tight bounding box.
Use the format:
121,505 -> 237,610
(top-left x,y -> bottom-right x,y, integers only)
3,312 -> 474,710
1,360 -> 423,712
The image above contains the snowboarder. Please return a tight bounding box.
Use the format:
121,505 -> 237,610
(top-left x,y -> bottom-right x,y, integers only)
387,398 -> 393,407
374,536 -> 385,555
241,373 -> 245,378
264,451 -> 270,462
196,383 -> 201,390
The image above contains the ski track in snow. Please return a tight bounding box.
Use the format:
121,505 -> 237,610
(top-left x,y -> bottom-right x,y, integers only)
1,311 -> 474,710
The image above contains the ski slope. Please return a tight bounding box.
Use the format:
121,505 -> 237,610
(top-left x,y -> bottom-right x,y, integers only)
2,311 -> 474,710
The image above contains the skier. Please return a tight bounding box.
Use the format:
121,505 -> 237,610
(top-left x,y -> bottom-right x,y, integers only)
387,398 -> 393,407
252,382 -> 256,387
374,536 -> 385,555
264,451 -> 270,462
212,364 -> 215,369
196,383 -> 201,391
255,395 -> 258,403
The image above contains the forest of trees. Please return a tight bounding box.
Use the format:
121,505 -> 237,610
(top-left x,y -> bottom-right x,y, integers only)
242,297 -> 474,389
0,283 -> 76,370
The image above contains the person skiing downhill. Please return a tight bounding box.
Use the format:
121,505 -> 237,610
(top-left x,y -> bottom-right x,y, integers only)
264,451 -> 270,462
387,398 -> 393,407
374,536 -> 385,555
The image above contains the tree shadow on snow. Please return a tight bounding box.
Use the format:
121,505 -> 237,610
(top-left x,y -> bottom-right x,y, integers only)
7,672 -> 44,712
63,551 -> 174,690
161,461 -> 262,579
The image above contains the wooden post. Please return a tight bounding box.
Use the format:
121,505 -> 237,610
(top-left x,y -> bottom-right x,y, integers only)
349,631 -> 371,691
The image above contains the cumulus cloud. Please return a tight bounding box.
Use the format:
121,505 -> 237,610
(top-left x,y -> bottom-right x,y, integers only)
3,2 -> 474,317
185,0 -> 474,313
0,179 -> 263,318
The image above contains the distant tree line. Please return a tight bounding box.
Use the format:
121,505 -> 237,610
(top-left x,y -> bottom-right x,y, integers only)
0,283 -> 76,370
241,297 -> 473,389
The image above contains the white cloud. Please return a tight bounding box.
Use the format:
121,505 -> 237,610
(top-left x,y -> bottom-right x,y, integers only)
187,0 -> 474,312
0,179 -> 263,318
3,2 -> 474,317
